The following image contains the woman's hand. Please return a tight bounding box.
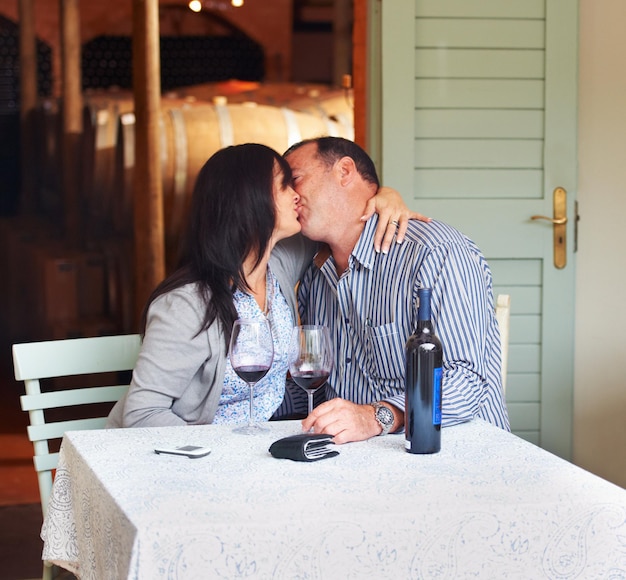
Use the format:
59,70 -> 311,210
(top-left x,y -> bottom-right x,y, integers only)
363,186 -> 432,253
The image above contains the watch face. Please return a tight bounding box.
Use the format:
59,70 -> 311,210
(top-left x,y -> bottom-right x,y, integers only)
377,405 -> 394,426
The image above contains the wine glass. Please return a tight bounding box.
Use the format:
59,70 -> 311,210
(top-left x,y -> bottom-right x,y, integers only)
288,325 -> 333,418
229,318 -> 274,434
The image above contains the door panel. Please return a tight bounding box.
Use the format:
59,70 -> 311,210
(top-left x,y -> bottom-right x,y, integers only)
492,258 -> 542,444
415,0 -> 545,20
415,139 -> 543,168
414,79 -> 545,108
415,49 -> 545,79
377,0 -> 578,458
415,110 -> 545,139
415,19 -> 545,48
413,169 -> 544,199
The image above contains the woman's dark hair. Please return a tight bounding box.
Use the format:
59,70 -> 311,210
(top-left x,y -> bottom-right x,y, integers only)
140,143 -> 293,347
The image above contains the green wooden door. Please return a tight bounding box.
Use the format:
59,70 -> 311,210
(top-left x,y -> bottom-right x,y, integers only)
373,0 -> 578,458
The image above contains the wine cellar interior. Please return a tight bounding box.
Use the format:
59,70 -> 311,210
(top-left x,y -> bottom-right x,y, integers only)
2,3 -> 626,576
0,0 -> 357,351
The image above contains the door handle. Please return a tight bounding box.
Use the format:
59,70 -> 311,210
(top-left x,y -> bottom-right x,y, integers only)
531,187 -> 567,269
530,215 -> 567,225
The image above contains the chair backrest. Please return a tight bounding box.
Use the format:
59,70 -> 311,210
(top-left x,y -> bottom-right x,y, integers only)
12,334 -> 141,516
495,294 -> 511,394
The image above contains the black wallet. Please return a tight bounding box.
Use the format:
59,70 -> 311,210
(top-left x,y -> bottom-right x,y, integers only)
269,433 -> 339,462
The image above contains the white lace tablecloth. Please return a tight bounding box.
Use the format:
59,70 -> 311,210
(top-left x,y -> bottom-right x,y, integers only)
42,419 -> 626,579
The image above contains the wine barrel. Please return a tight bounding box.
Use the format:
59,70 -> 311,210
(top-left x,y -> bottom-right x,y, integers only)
81,90 -> 134,231
85,94 -> 208,235
287,90 -> 353,123
171,81 -> 335,107
114,101 -> 353,269
164,79 -> 261,101
286,90 -> 354,139
180,84 -> 355,139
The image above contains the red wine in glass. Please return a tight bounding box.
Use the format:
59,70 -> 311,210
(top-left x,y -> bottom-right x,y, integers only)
291,370 -> 330,392
229,318 -> 274,434
234,365 -> 270,384
288,326 -> 333,417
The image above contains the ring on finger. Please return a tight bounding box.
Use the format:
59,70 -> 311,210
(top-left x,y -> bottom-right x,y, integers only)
391,220 -> 400,227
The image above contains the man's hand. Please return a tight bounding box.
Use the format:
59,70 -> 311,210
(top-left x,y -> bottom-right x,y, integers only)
363,186 -> 431,253
301,398 -> 382,444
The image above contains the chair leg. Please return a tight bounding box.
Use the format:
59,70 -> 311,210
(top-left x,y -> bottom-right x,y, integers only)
43,560 -> 53,580
43,561 -> 77,580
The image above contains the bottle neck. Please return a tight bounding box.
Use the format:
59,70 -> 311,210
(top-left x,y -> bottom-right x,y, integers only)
417,319 -> 434,333
417,288 -> 433,329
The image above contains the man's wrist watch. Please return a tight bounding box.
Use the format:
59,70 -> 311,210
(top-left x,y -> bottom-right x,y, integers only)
370,402 -> 394,436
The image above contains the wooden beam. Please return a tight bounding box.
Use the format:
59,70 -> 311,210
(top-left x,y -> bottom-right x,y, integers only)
60,0 -> 83,244
132,0 -> 165,329
333,0 -> 353,88
18,0 -> 37,214
352,0 -> 367,149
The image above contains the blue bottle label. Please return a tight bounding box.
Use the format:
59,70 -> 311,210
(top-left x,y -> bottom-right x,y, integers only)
433,367 -> 442,425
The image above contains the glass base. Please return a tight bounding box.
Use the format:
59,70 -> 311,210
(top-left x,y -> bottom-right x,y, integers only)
233,423 -> 269,435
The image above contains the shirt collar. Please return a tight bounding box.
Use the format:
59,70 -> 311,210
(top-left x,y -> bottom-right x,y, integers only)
350,215 -> 379,270
312,215 -> 379,272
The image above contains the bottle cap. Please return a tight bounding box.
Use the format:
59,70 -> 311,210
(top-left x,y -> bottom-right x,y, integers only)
418,288 -> 432,320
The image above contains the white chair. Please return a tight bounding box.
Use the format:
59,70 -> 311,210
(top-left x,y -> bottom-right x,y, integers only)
495,294 -> 511,394
12,333 -> 141,580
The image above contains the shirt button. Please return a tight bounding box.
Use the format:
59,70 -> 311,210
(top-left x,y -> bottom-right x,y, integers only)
344,318 -> 349,325
346,357 -> 351,364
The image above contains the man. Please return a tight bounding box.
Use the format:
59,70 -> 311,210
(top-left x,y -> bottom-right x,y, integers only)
284,137 -> 510,444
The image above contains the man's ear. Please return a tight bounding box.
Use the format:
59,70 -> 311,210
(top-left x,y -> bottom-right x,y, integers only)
336,156 -> 357,186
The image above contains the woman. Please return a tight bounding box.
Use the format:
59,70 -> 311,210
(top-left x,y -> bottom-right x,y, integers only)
107,143 -> 419,428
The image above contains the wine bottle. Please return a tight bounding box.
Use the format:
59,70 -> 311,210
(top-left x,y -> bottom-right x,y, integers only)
405,288 -> 443,454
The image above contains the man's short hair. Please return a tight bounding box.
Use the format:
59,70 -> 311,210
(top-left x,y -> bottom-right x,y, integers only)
285,137 -> 380,188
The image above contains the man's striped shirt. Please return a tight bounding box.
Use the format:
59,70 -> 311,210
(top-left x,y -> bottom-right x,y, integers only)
297,216 -> 510,431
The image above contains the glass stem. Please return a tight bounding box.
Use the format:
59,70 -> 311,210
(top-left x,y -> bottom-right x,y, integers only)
307,391 -> 314,416
248,382 -> 255,426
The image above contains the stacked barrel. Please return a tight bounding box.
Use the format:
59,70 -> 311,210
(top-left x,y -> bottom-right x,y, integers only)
5,82 -> 354,341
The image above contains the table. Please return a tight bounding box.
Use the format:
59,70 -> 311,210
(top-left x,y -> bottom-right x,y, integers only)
42,420 -> 626,579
